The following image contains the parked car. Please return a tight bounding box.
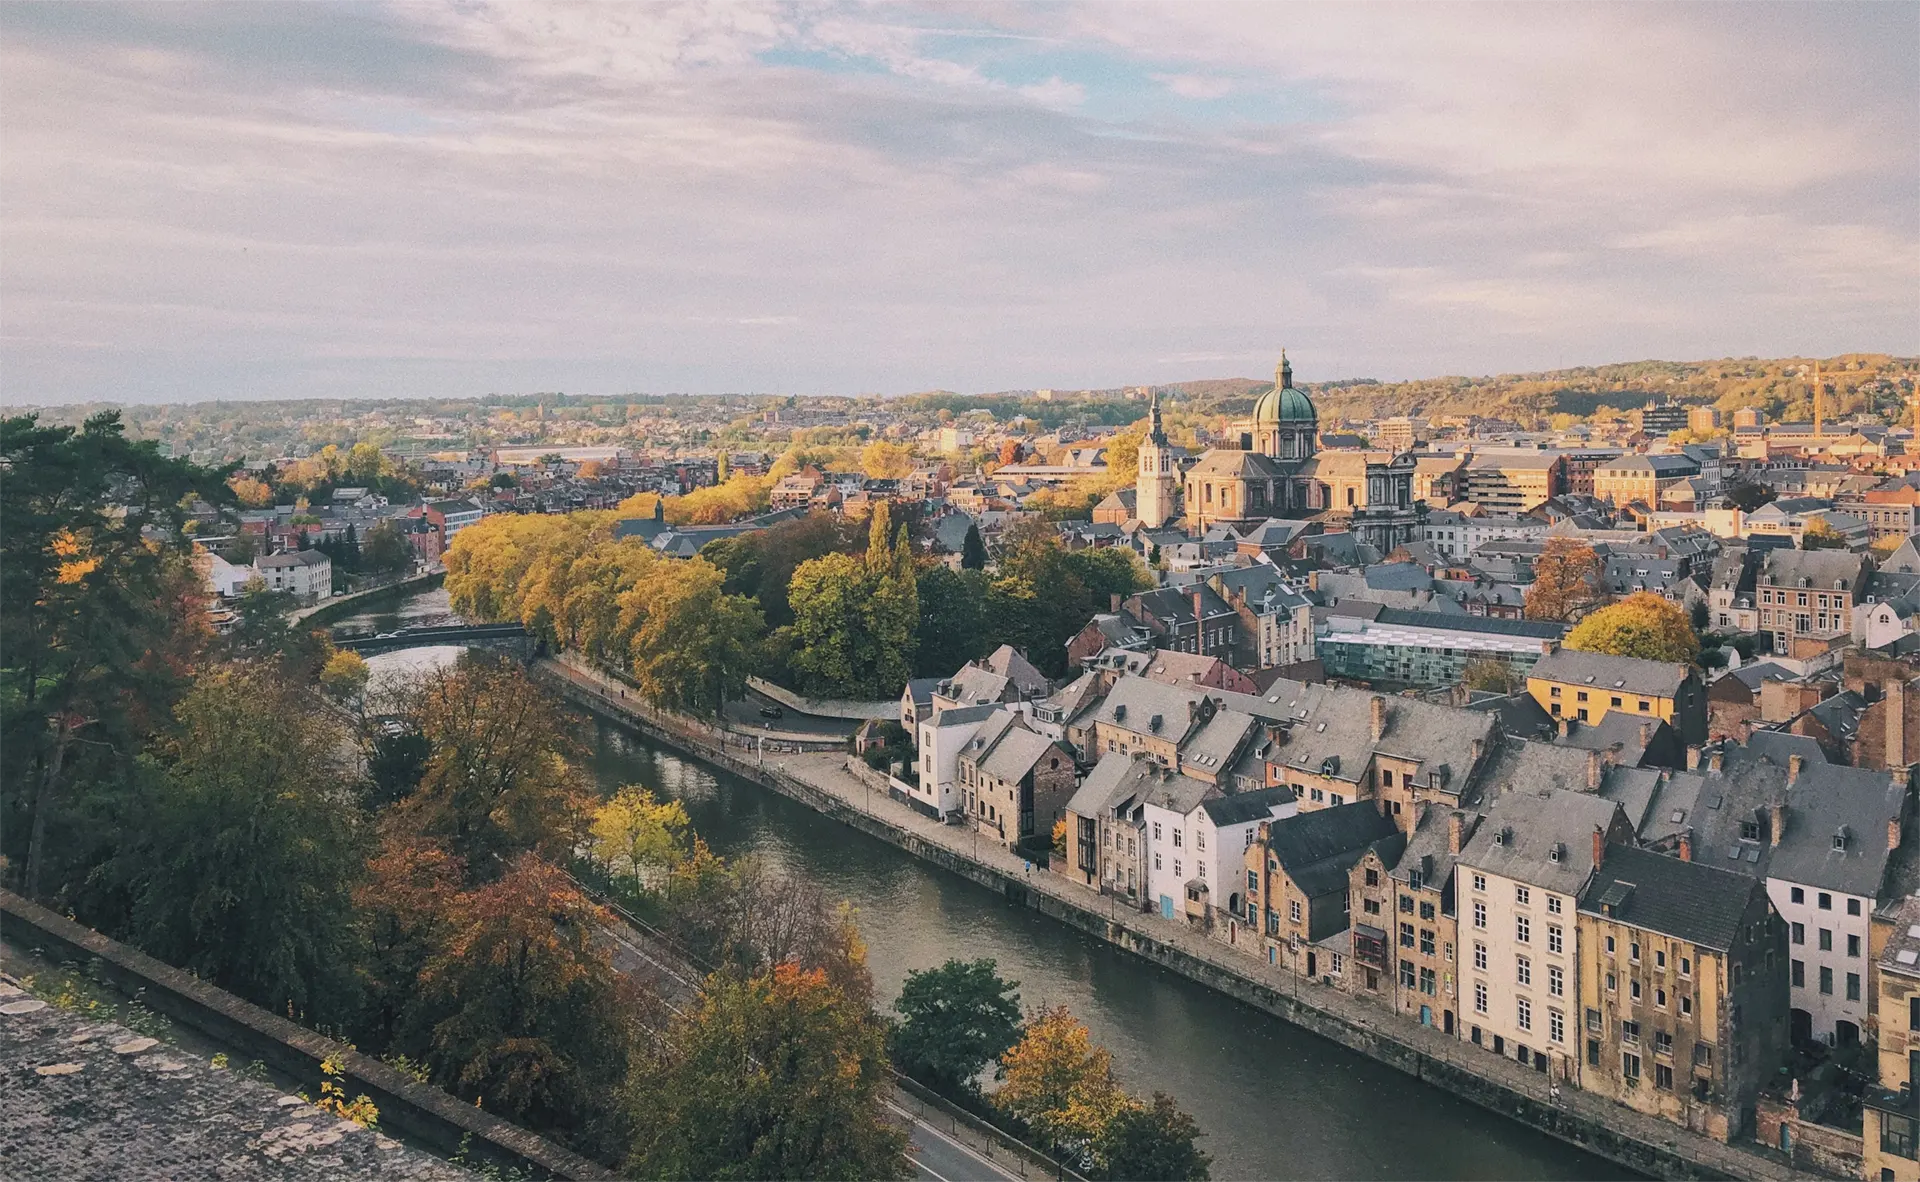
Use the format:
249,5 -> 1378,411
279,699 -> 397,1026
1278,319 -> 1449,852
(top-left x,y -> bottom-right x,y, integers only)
759,705 -> 785,719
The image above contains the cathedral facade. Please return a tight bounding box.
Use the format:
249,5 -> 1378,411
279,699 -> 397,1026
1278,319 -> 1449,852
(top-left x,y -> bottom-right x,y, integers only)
1137,352 -> 1419,552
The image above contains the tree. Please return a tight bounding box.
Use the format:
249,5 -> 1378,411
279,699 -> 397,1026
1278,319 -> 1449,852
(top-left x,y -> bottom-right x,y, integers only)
1723,480 -> 1777,512
859,439 -> 915,480
787,513 -> 917,698
394,657 -> 590,883
588,786 -> 691,892
1524,539 -> 1606,622
703,511 -> 859,628
1,411 -> 228,899
320,649 -> 371,701
111,663 -> 366,1026
361,519 -> 413,573
1801,518 -> 1851,550
914,566 -> 990,677
1460,658 -> 1519,695
961,523 -> 988,570
892,958 -> 1024,1097
1689,597 -> 1711,631
1564,591 -> 1700,664
1093,1093 -> 1211,1182
228,474 -> 274,507
995,1006 -> 1128,1162
620,558 -> 765,716
631,963 -> 908,1181
998,439 -> 1024,466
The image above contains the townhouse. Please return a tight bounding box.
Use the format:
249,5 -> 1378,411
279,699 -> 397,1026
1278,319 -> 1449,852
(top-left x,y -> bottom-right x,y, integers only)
1243,803 -> 1403,979
1526,648 -> 1707,746
1867,895 -> 1920,1182
956,711 -> 1077,853
1209,565 -> 1316,671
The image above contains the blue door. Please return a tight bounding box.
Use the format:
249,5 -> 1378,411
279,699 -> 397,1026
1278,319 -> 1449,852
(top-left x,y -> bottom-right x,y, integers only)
1420,1005 -> 1432,1027
1160,894 -> 1175,919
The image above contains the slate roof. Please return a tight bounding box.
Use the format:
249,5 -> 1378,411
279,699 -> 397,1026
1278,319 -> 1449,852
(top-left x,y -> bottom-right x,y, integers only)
1723,661 -> 1794,692
1181,710 -> 1260,775
1186,449 -> 1293,479
1201,785 -> 1296,827
1365,562 -> 1436,592
1266,802 -> 1402,898
1457,786 -> 1629,895
902,677 -> 941,708
1465,691 -> 1558,739
1877,894 -> 1920,981
1087,675 -> 1211,741
1759,548 -> 1868,590
1475,738 -> 1602,799
1688,745 -> 1906,896
1555,711 -> 1675,768
1578,844 -> 1762,951
979,725 -> 1062,784
1067,752 -> 1155,819
1136,768 -> 1218,817
981,644 -> 1051,697
940,665 -> 1012,707
1527,649 -> 1689,699
257,549 -> 329,568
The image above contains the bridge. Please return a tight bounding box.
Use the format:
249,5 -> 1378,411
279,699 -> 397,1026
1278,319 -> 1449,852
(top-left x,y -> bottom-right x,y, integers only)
332,622 -> 535,656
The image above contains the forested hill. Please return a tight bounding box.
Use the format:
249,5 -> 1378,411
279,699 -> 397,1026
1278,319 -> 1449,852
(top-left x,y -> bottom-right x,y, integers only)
1160,355 -> 1919,427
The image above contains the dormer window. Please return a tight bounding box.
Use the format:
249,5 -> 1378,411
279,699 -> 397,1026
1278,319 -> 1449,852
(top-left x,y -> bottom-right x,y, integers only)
1833,827 -> 1850,851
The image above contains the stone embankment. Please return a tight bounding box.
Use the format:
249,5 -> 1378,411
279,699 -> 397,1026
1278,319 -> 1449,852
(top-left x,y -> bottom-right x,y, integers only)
541,658 -> 1821,1182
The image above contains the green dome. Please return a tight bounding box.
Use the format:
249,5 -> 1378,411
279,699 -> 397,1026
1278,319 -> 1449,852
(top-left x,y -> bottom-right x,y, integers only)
1254,384 -> 1316,424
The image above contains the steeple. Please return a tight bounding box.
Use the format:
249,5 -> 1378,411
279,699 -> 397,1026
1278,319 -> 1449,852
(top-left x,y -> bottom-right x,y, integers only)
1146,388 -> 1168,445
1277,349 -> 1292,390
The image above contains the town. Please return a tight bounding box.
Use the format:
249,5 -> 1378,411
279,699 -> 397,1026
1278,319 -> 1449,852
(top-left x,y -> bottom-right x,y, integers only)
67,347 -> 1912,1180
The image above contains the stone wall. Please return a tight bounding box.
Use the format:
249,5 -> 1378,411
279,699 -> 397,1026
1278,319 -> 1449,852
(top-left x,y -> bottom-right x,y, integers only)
0,891 -> 610,1181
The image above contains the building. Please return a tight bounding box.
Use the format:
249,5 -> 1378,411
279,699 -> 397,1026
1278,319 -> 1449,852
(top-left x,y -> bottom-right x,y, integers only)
254,549 -> 332,601
1756,548 -> 1870,660
1525,649 -> 1707,746
415,498 -> 484,560
1135,394 -> 1181,529
1209,566 -> 1315,671
1061,752 -> 1154,901
1593,454 -> 1701,508
912,703 -> 999,819
1636,402 -> 1693,437
1866,895 -> 1920,1182
956,712 -> 1077,853
1119,585 -> 1241,660
1689,406 -> 1722,435
1455,788 -> 1636,1081
1244,803 -> 1403,979
1315,607 -> 1563,687
1462,452 -> 1565,513
1358,805 -> 1481,1034
1375,416 -> 1422,452
1558,448 -> 1625,499
1575,844 -> 1788,1142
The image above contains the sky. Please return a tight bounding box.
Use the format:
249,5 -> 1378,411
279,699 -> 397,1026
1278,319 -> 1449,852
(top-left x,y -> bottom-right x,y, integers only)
2,1 -> 1916,405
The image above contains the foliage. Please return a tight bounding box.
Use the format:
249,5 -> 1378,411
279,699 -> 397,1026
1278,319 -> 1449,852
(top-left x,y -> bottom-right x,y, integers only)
1523,539 -> 1606,622
229,474 -> 274,507
588,786 -> 691,892
859,439 -> 915,479
321,649 -> 371,701
629,963 -> 908,1181
702,511 -> 860,628
615,474 -> 774,527
0,411 -> 229,899
1051,818 -> 1067,859
1563,591 -> 1699,664
361,519 -> 414,573
914,565 -> 991,676
1801,518 -> 1851,550
1723,480 -> 1778,512
1461,658 -> 1521,695
1093,1093 -> 1211,1182
619,554 -> 765,716
308,1053 -> 381,1129
995,1006 -> 1129,1163
891,958 -> 1024,1097
787,504 -> 918,697
224,586 -> 335,676
109,662 -> 367,1026
961,523 -> 989,570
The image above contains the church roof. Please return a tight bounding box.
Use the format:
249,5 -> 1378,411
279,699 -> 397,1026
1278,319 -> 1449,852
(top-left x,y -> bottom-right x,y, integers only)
1254,384 -> 1316,425
1186,449 -> 1293,479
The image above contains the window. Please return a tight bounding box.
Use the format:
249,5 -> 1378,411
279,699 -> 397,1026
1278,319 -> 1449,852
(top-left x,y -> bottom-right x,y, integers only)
1607,971 -> 1617,992
1693,1043 -> 1712,1066
1173,860 -> 1182,877
1820,928 -> 1833,952
1289,900 -> 1302,924
1517,956 -> 1532,986
1399,894 -> 1415,914
1548,925 -> 1563,955
1517,997 -> 1532,1032
1848,973 -> 1862,1002
1421,967 -> 1437,995
1473,902 -> 1487,930
1819,892 -> 1833,911
1474,981 -> 1488,1014
1680,994 -> 1693,1017
1517,915 -> 1531,944
1791,887 -> 1805,904
1792,960 -> 1805,987
1655,949 -> 1666,969
1850,898 -> 1862,916
1849,934 -> 1862,957
1154,853 -> 1163,870
1549,1009 -> 1565,1044
1611,696 -> 1622,708
1365,868 -> 1379,886
1173,829 -> 1182,848
1631,980 -> 1642,1001
1656,988 -> 1667,1009
1548,965 -> 1564,998
1420,929 -> 1436,956
1606,935 -> 1616,955
1655,1030 -> 1674,1058
1153,823 -> 1162,840
1740,820 -> 1761,842
1622,1020 -> 1640,1044
1400,959 -> 1417,990
1792,922 -> 1805,945
1473,873 -> 1486,892
1247,870 -> 1258,892
1630,940 -> 1641,963
1884,1114 -> 1920,1161
1363,899 -> 1382,915
1638,700 -> 1651,712
1474,943 -> 1488,971
1546,896 -> 1562,915
1655,1063 -> 1674,1091
1516,885 -> 1530,905
1420,900 -> 1435,921
1622,1052 -> 1641,1084
1820,966 -> 1834,995
1401,922 -> 1415,948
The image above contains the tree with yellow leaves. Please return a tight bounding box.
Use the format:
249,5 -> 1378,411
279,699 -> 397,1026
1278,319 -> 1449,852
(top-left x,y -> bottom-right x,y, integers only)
228,474 -> 274,508
859,439 -> 915,479
589,786 -> 690,893
995,1006 -> 1129,1162
1564,590 -> 1699,664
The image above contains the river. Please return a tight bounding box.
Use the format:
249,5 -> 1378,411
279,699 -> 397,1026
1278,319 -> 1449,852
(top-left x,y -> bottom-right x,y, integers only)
363,626 -> 1629,1180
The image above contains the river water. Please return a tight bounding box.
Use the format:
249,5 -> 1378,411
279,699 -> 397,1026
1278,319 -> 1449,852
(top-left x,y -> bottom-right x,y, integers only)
362,612 -> 1628,1181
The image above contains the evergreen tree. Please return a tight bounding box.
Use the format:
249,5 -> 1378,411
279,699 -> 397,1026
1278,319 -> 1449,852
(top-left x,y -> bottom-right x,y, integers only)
961,523 -> 988,570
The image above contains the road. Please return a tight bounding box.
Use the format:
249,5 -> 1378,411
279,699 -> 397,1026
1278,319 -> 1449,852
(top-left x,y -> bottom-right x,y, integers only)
718,686 -> 861,739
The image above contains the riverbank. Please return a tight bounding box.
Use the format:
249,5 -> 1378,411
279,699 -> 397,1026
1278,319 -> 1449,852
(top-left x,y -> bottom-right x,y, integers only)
296,570 -> 444,627
543,657 -> 1817,1182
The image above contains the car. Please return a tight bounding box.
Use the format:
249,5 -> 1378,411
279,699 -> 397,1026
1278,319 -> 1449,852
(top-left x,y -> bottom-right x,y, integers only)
758,705 -> 785,719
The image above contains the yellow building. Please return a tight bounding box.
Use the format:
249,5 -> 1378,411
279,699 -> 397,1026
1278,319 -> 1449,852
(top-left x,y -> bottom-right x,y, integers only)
1576,845 -> 1788,1142
1526,648 -> 1706,745
1866,896 -> 1920,1182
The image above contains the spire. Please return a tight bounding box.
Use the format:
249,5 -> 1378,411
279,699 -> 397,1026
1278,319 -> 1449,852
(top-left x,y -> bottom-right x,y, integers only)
1277,349 -> 1292,390
1146,388 -> 1167,445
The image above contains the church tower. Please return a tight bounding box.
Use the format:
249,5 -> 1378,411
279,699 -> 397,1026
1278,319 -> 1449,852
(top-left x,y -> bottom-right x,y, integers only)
1135,391 -> 1178,528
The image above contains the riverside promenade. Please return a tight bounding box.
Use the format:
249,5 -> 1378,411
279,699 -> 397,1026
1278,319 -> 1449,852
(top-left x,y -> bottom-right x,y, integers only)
542,657 -> 1816,1182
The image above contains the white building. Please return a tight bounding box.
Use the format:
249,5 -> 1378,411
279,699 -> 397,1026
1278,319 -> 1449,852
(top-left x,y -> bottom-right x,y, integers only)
914,703 -> 998,820
199,548 -> 254,598
1421,511 -> 1551,562
254,549 -> 332,602
1455,787 -> 1635,1083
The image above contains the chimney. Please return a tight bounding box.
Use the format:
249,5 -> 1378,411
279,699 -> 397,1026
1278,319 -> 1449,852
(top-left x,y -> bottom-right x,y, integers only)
1888,680 -> 1906,770
1678,830 -> 1692,862
1789,754 -> 1804,784
1640,721 -> 1654,747
1449,810 -> 1464,855
1687,746 -> 1703,770
1470,737 -> 1484,766
1192,589 -> 1205,653
1710,749 -> 1724,772
1771,802 -> 1787,849
1111,593 -> 1122,613
1891,815 -> 1903,853
1592,826 -> 1605,870
1586,750 -> 1603,791
1371,695 -> 1388,742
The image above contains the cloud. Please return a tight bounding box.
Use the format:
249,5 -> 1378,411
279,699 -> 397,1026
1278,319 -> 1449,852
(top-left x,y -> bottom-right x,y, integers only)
0,0 -> 1913,405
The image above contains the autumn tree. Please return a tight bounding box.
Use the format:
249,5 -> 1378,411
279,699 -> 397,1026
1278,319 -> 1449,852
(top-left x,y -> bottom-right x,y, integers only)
1801,518 -> 1851,550
1524,539 -> 1606,622
1461,658 -> 1520,694
110,662 -> 367,1026
618,557 -> 764,716
0,411 -> 228,899
859,439 -> 915,479
588,786 -> 691,893
228,473 -> 274,507
996,1006 -> 1129,1163
320,649 -> 371,702
1564,591 -> 1700,664
394,657 -> 591,882
702,511 -> 859,627
630,963 -> 907,1181
892,958 -> 1024,1098
1094,1093 -> 1212,1182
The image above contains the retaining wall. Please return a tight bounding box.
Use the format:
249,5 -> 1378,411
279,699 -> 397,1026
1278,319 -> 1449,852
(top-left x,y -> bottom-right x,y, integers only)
298,570 -> 445,626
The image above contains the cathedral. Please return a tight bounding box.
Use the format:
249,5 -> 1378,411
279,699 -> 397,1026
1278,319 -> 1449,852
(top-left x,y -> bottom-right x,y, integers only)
1135,352 -> 1419,552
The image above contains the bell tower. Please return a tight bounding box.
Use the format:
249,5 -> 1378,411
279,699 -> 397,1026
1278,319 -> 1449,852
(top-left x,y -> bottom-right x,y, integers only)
1136,391 -> 1177,529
